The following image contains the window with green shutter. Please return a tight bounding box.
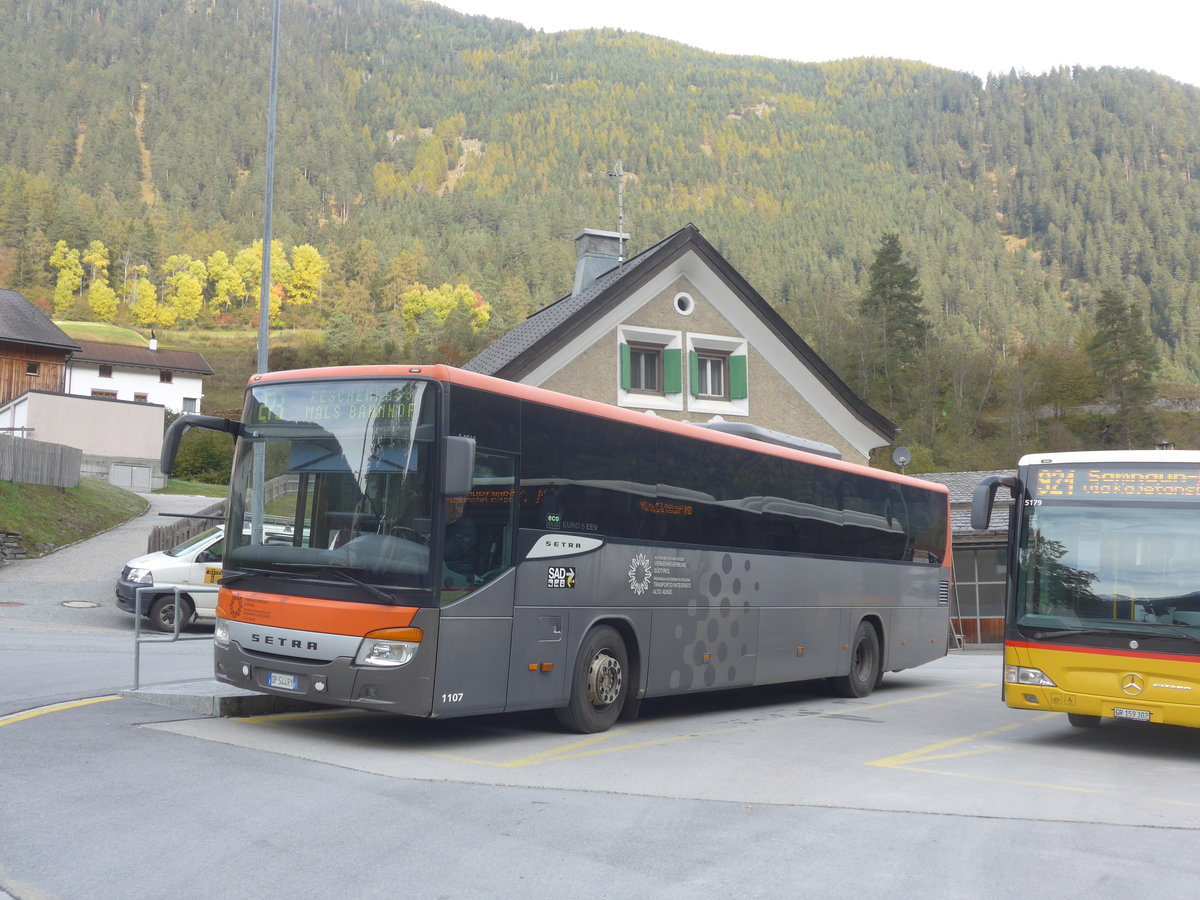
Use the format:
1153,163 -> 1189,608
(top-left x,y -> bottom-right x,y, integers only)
684,336 -> 748,412
729,354 -> 748,400
625,342 -> 663,393
691,350 -> 736,400
663,347 -> 682,394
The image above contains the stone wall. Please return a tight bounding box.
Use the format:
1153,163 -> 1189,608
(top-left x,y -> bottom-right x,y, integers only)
0,530 -> 27,564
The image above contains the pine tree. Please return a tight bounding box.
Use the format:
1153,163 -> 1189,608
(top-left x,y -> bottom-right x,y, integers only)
1085,288 -> 1158,448
859,232 -> 929,415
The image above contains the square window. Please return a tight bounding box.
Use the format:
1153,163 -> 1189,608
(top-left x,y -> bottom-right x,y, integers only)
696,353 -> 729,399
134,393 -> 149,403
182,398 -> 197,412
627,344 -> 662,394
99,364 -> 113,378
685,335 -> 748,413
25,362 -> 39,376
159,370 -> 173,384
617,326 -> 683,412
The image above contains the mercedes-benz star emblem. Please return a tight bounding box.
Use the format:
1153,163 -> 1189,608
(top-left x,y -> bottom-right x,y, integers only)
1121,673 -> 1145,696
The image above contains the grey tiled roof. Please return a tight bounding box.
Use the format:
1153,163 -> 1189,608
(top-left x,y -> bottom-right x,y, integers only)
72,339 -> 213,375
915,470 -> 1015,504
464,224 -> 895,442
463,230 -> 669,377
917,470 -> 1015,538
0,289 -> 81,352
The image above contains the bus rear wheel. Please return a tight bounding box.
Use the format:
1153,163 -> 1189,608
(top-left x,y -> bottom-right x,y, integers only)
555,625 -> 628,734
830,621 -> 881,698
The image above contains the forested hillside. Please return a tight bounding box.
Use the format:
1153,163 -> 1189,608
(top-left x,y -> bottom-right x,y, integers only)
2,0 -> 1200,469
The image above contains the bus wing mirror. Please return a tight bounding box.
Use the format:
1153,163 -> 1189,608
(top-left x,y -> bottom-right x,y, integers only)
444,435 -> 476,497
971,474 -> 1020,530
161,414 -> 243,476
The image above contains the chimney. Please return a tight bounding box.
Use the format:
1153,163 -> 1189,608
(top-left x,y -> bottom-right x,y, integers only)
573,228 -> 628,296
149,338 -> 158,351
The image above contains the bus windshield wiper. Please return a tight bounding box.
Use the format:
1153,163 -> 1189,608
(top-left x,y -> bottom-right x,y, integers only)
1027,627 -> 1123,640
1028,624 -> 1200,643
271,564 -> 396,603
1156,626 -> 1200,644
219,565 -> 279,586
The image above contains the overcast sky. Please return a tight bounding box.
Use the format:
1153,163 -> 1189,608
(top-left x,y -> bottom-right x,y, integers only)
440,0 -> 1199,89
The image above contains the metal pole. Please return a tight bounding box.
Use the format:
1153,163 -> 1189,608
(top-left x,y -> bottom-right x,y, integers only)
252,0 -> 281,544
257,0 -> 281,374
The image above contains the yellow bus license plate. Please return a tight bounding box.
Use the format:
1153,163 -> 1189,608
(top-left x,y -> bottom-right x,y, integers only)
1113,707 -> 1151,722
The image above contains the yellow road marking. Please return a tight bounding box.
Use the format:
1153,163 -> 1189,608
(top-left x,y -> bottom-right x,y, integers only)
231,683 -> 995,768
868,712 -> 1103,792
0,695 -> 120,727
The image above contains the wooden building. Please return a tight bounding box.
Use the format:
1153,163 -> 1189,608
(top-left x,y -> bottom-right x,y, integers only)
0,289 -> 80,410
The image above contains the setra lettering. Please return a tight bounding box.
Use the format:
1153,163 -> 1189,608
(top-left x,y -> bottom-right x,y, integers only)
542,539 -> 582,550
251,633 -> 318,651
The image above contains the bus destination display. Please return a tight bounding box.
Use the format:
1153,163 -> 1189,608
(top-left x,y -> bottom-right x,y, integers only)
1032,465 -> 1200,501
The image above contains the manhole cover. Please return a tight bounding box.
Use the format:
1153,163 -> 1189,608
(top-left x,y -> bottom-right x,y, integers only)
62,601 -> 100,609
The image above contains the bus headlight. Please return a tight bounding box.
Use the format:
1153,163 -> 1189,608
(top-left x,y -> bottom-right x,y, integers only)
1005,665 -> 1056,687
355,627 -> 423,668
214,618 -> 230,648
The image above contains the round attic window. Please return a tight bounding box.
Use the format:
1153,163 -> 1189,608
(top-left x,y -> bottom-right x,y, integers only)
674,292 -> 695,316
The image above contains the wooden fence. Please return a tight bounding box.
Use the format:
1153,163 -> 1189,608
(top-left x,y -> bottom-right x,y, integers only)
147,499 -> 227,552
0,433 -> 81,488
145,475 -> 296,552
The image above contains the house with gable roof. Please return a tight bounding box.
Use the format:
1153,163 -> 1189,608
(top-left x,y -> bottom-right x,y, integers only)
465,224 -> 895,465
0,288 -> 81,408
0,288 -> 209,489
66,338 -> 213,414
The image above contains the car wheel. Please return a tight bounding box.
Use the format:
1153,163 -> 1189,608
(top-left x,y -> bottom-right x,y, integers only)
148,595 -> 194,633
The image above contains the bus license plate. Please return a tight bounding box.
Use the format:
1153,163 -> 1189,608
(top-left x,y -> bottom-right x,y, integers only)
267,671 -> 299,691
1113,707 -> 1150,722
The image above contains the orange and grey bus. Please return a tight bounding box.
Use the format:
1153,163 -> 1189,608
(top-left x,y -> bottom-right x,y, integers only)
974,450 -> 1200,728
162,365 -> 952,732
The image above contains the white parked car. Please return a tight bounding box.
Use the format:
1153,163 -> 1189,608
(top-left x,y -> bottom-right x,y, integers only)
116,526 -> 227,632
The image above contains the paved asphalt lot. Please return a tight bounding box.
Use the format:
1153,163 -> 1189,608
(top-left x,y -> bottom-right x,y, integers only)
3,494 -> 1200,898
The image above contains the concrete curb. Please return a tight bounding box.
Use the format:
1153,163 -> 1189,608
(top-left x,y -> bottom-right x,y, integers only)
121,679 -> 324,717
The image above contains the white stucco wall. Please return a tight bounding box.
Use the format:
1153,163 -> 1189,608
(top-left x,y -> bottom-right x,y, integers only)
66,363 -> 204,413
9,392 -> 165,458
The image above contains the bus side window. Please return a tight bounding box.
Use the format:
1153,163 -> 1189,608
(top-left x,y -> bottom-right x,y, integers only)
448,453 -> 516,585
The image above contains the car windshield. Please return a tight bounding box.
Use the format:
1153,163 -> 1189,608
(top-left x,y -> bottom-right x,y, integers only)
166,526 -> 223,557
224,379 -> 438,593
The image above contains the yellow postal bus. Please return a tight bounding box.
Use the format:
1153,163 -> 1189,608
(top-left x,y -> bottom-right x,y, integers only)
975,450 -> 1200,728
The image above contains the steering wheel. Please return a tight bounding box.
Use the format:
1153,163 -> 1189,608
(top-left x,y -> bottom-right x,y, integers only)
391,525 -> 424,544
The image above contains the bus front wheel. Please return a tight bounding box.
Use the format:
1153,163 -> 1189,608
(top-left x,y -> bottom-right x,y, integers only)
555,625 -> 628,734
830,621 -> 881,698
1067,713 -> 1101,728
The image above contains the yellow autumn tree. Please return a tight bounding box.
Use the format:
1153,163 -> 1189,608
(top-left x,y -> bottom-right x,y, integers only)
399,282 -> 490,334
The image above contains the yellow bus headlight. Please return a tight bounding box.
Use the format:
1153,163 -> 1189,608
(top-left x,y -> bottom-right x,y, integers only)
1005,664 -> 1056,687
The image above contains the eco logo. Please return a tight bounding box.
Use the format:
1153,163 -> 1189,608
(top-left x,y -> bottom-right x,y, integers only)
628,553 -> 651,595
546,513 -> 561,530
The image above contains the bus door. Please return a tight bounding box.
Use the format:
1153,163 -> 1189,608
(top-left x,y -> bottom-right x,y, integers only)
432,452 -> 518,717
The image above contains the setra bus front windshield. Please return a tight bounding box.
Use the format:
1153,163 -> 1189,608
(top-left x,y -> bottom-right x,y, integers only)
1016,465 -> 1200,636
224,379 -> 438,593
